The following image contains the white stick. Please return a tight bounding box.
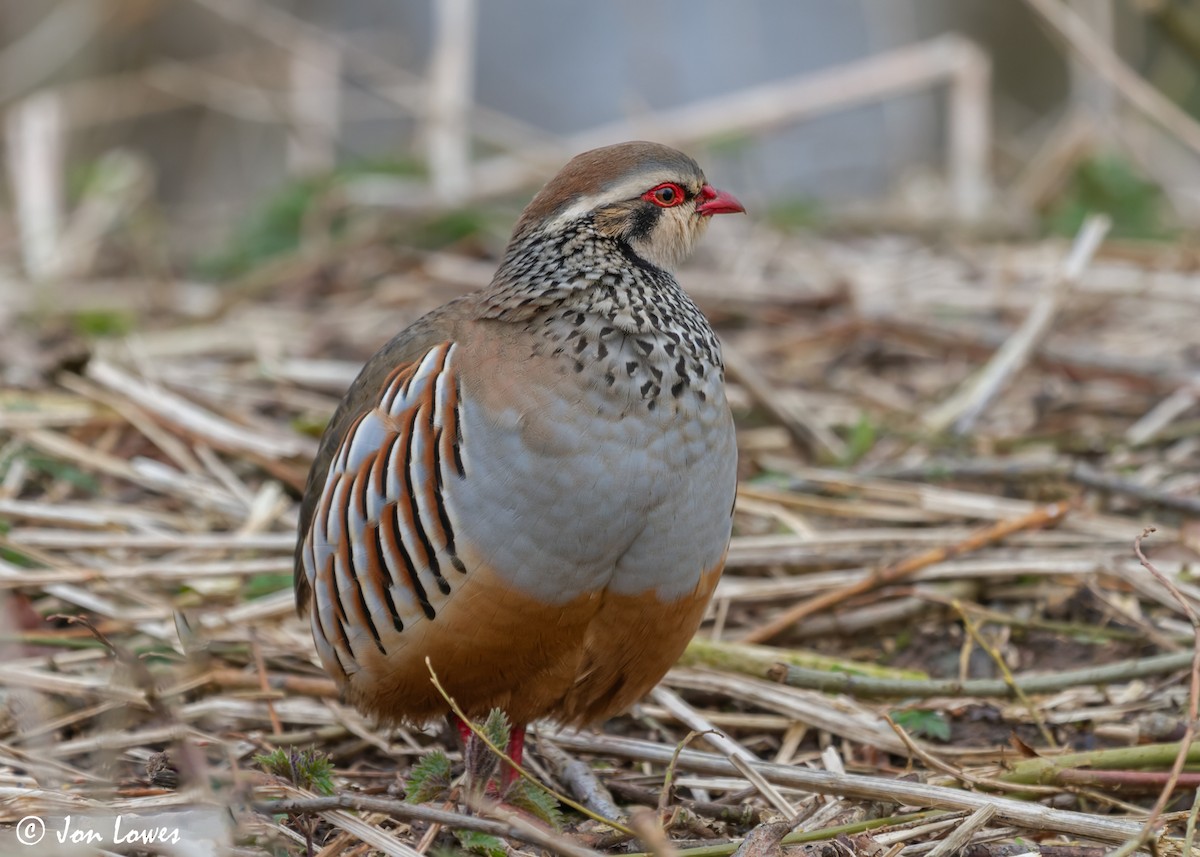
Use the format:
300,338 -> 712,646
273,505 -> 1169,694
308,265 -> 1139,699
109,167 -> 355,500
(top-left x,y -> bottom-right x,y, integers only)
946,37 -> 992,221
4,91 -> 65,281
46,149 -> 150,280
1126,382 -> 1200,446
924,214 -> 1112,435
426,0 -> 476,202
86,359 -> 308,459
287,32 -> 342,175
649,686 -> 797,818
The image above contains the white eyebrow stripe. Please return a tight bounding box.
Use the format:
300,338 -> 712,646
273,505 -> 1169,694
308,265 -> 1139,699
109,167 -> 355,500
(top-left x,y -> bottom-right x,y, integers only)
540,170 -> 697,232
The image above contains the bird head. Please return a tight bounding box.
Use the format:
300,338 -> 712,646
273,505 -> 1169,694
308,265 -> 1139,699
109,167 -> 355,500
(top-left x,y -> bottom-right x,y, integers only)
514,141 -> 745,271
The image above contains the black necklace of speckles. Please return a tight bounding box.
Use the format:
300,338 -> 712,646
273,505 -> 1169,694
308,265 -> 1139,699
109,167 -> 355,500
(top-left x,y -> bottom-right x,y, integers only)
482,218 -> 724,408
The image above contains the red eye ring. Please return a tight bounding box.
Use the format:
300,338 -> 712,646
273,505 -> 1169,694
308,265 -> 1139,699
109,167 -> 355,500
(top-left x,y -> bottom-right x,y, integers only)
643,182 -> 686,208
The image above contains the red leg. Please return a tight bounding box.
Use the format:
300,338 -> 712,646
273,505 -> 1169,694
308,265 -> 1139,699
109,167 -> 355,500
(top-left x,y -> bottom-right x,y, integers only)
453,714 -> 526,792
453,713 -> 473,747
500,725 -> 526,789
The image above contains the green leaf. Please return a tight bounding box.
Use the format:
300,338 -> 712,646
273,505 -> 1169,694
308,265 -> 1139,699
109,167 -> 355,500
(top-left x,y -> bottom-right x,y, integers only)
892,709 -> 951,742
839,413 -> 878,466
21,453 -> 100,493
410,208 -> 491,249
404,749 -> 453,804
291,414 -> 330,439
481,708 -> 511,749
196,156 -> 434,279
504,778 -> 563,830
0,544 -> 39,568
453,830 -> 507,857
1045,155 -> 1173,241
72,309 -> 135,339
242,572 -> 295,599
253,748 -> 290,776
198,176 -> 326,278
307,757 -> 336,796
254,746 -> 336,795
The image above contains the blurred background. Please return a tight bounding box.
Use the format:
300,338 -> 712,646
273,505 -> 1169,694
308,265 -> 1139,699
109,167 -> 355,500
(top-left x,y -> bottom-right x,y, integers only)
2,0 -> 1199,287
3,0 -> 1200,506
3,5 -> 1200,851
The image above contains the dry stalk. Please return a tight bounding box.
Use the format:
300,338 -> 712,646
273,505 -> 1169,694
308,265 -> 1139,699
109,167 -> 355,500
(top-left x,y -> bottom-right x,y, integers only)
951,600 -> 1057,748
740,501 -> 1071,644
923,214 -> 1110,434
650,687 -> 796,818
1105,529 -> 1200,857
547,730 -> 1147,842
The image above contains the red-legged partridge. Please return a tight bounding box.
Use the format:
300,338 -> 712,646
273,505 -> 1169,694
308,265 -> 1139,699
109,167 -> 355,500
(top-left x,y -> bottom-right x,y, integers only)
295,141 -> 744,770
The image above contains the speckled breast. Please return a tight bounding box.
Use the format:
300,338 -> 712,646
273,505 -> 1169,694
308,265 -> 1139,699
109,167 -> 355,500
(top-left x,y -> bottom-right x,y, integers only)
448,319 -> 737,607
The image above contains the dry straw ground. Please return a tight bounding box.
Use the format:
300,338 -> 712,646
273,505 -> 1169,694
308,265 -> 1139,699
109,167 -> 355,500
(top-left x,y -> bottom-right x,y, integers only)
1,209 -> 1199,856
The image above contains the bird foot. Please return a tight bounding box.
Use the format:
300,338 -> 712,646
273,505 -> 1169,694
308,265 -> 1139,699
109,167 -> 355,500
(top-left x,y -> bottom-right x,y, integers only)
455,714 -> 528,804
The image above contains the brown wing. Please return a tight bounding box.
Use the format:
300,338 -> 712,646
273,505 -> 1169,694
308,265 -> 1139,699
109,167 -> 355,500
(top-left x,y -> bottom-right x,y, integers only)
294,301 -> 469,616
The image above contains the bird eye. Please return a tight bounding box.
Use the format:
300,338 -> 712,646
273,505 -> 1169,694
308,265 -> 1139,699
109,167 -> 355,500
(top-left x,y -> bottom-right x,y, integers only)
643,183 -> 685,208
